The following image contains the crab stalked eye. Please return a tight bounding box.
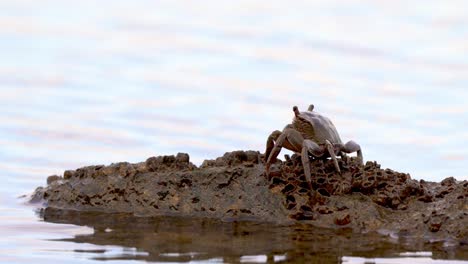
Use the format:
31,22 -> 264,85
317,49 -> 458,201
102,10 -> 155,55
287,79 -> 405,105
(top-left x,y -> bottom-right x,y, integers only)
308,104 -> 314,111
293,106 -> 300,116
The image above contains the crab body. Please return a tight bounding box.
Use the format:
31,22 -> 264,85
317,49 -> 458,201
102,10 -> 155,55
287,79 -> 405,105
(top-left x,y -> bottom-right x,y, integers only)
292,110 -> 343,145
264,105 -> 363,193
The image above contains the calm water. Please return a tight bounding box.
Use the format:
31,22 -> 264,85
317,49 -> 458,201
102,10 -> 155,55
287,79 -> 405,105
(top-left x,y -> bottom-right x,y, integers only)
0,0 -> 467,263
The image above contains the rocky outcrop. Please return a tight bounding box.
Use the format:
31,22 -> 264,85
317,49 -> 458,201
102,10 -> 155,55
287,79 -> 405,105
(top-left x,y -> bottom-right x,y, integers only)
33,151 -> 289,223
31,150 -> 468,244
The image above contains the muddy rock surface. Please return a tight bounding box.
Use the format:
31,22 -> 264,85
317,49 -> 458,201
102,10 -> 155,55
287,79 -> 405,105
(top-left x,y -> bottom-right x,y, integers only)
31,151 -> 467,244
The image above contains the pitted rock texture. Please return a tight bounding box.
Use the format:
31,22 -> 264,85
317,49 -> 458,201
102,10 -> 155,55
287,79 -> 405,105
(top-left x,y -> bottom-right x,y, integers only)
269,154 -> 428,216
32,151 -> 467,244
267,154 -> 467,243
37,151 -> 288,222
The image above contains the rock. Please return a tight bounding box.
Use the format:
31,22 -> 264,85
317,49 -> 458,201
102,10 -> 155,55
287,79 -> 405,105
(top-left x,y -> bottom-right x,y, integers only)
63,170 -> 74,179
145,156 -> 161,171
29,150 -> 468,245
317,206 -> 334,214
118,162 -> 136,178
100,164 -> 119,176
429,218 -> 443,232
47,175 -> 61,185
245,151 -> 260,163
176,153 -> 190,163
223,150 -> 259,166
200,159 -> 215,168
29,187 -> 45,203
441,177 -> 456,186
334,213 -> 351,226
146,154 -> 196,172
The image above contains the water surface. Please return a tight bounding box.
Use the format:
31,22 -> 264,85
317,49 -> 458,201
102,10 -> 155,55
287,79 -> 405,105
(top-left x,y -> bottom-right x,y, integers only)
0,0 -> 467,263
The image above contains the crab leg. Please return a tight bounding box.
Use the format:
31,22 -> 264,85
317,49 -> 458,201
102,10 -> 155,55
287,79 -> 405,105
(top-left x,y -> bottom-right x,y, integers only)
265,132 -> 287,178
264,130 -> 282,164
342,140 -> 363,164
325,139 -> 341,174
265,127 -> 304,178
301,145 -> 312,187
302,139 -> 325,192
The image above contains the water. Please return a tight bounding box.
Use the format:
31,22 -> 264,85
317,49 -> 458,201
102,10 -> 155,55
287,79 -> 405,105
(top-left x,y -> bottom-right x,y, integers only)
0,0 -> 467,263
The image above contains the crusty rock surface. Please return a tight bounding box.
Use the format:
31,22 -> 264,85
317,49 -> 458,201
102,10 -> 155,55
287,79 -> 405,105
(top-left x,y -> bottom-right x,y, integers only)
31,151 -> 468,244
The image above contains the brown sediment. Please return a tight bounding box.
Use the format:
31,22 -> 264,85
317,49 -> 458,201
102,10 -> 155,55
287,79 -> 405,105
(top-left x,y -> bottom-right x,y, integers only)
31,150 -> 468,245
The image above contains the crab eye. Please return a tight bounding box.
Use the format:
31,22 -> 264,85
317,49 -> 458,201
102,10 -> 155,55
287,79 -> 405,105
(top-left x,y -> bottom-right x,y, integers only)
293,106 -> 300,116
308,104 -> 314,111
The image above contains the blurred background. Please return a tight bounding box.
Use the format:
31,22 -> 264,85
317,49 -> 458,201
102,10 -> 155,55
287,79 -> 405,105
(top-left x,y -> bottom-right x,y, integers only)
1,0 -> 468,263
1,0 -> 468,191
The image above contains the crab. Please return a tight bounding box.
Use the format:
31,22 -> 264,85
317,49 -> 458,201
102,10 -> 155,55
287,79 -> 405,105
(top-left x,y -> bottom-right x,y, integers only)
264,104 -> 363,189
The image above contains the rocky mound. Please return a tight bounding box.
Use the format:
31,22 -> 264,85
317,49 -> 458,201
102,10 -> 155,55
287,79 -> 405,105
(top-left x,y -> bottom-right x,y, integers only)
30,151 -> 468,244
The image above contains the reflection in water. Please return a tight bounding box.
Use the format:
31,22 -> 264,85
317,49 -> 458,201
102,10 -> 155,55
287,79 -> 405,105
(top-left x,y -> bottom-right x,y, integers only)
39,208 -> 467,263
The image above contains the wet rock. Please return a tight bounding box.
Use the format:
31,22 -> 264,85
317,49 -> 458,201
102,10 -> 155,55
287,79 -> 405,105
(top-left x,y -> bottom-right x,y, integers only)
317,206 -> 334,214
290,211 -> 316,221
334,213 -> 351,226
30,150 -> 468,245
429,218 -> 443,232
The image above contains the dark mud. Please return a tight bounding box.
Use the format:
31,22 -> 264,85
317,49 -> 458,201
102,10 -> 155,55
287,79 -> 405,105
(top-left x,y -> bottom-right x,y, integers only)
31,150 -> 468,248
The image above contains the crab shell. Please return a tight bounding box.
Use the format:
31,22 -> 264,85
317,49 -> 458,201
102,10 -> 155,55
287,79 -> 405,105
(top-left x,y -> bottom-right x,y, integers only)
292,110 -> 343,145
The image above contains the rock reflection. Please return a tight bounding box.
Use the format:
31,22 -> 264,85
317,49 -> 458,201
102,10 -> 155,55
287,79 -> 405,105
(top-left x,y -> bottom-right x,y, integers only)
38,208 -> 467,263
